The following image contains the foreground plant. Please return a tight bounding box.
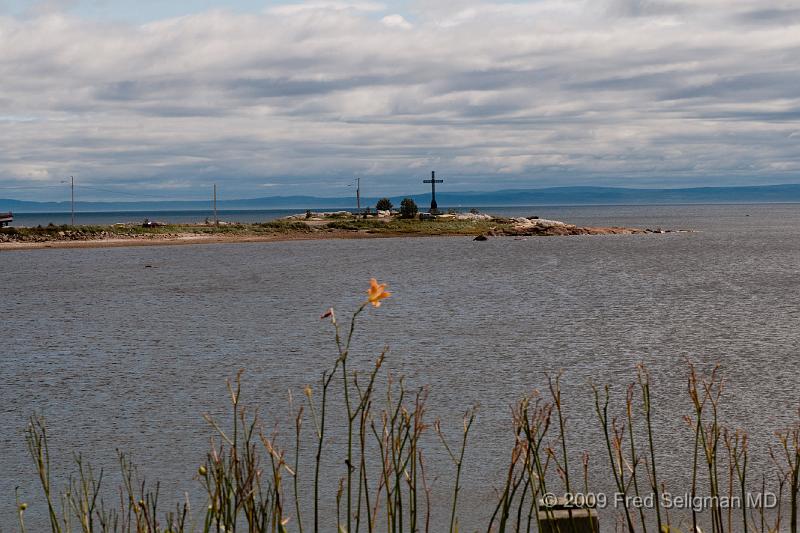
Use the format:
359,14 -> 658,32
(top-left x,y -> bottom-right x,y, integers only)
14,279 -> 800,532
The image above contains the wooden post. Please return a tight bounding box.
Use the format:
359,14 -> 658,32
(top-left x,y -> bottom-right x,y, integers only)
213,183 -> 218,226
538,498 -> 599,533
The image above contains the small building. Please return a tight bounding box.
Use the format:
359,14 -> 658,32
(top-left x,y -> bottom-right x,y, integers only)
0,212 -> 12,227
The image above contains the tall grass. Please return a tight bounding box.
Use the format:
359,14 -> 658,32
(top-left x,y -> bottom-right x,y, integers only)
13,282 -> 800,533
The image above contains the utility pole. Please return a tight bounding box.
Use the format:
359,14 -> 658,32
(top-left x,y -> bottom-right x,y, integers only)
213,183 -> 218,226
356,177 -> 361,211
62,176 -> 75,225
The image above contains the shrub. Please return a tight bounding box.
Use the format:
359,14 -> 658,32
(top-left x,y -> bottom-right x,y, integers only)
326,220 -> 364,230
399,198 -> 418,219
258,221 -> 312,232
376,198 -> 393,211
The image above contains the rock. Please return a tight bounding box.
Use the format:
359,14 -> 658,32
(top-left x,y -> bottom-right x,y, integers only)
473,234 -> 488,241
533,218 -> 569,227
377,210 -> 392,217
455,213 -> 493,220
510,217 -> 574,234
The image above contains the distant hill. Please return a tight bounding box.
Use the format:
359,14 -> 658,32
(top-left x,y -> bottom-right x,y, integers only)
5,184 -> 800,212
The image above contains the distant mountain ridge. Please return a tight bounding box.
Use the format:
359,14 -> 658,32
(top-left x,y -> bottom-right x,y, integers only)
5,184 -> 800,212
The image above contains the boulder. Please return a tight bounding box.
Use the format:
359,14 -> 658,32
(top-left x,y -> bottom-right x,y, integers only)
456,213 -> 493,221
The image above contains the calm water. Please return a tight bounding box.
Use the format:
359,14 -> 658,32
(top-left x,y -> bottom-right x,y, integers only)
2,204 -> 799,531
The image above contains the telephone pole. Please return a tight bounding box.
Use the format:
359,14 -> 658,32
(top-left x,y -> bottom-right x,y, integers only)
213,183 -> 218,226
356,177 -> 361,211
61,176 -> 75,225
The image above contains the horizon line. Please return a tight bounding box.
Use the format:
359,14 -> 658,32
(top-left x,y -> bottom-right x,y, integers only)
5,181 -> 800,206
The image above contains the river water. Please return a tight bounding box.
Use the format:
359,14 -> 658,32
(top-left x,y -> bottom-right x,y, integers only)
2,204 -> 799,531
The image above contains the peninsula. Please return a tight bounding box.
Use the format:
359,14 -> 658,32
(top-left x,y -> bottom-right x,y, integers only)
0,211 -> 681,251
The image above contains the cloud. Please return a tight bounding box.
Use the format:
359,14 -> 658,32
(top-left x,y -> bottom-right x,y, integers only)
266,2 -> 386,15
2,0 -> 800,200
733,7 -> 800,27
381,14 -> 412,29
606,0 -> 691,17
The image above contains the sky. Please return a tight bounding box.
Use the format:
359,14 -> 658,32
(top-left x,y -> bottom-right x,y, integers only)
1,0 -> 800,201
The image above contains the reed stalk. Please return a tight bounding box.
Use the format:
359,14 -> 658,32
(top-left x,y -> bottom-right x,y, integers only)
293,402 -> 304,533
637,364 -> 663,533
436,407 -> 476,533
25,415 -> 61,533
592,383 -> 635,533
776,417 -> 800,533
625,383 -> 646,533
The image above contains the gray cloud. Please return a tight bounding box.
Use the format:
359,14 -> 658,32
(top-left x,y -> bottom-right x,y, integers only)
607,0 -> 691,17
2,0 -> 800,200
734,7 -> 800,26
226,75 -> 397,98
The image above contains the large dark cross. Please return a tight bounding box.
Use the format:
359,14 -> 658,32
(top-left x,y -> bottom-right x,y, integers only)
423,171 -> 443,213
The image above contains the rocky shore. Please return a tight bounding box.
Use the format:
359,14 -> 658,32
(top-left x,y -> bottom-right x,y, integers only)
487,217 -> 688,237
0,228 -> 171,244
0,213 -> 688,251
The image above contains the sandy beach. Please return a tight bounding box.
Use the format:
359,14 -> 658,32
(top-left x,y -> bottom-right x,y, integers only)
0,229 -> 452,251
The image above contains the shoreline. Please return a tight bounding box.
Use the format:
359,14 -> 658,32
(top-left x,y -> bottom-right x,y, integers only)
0,229 -> 467,251
0,228 -> 666,251
0,215 -> 683,252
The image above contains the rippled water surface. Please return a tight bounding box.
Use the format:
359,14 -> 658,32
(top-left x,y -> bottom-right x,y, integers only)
3,204 -> 799,531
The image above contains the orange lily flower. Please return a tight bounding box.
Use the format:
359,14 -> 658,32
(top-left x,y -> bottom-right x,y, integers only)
367,278 -> 391,307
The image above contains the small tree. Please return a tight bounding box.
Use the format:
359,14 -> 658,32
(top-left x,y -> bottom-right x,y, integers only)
399,198 -> 418,219
376,198 -> 393,211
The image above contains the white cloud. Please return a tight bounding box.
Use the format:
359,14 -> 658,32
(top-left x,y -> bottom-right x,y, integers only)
266,2 -> 386,15
2,0 -> 800,199
381,14 -> 412,29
